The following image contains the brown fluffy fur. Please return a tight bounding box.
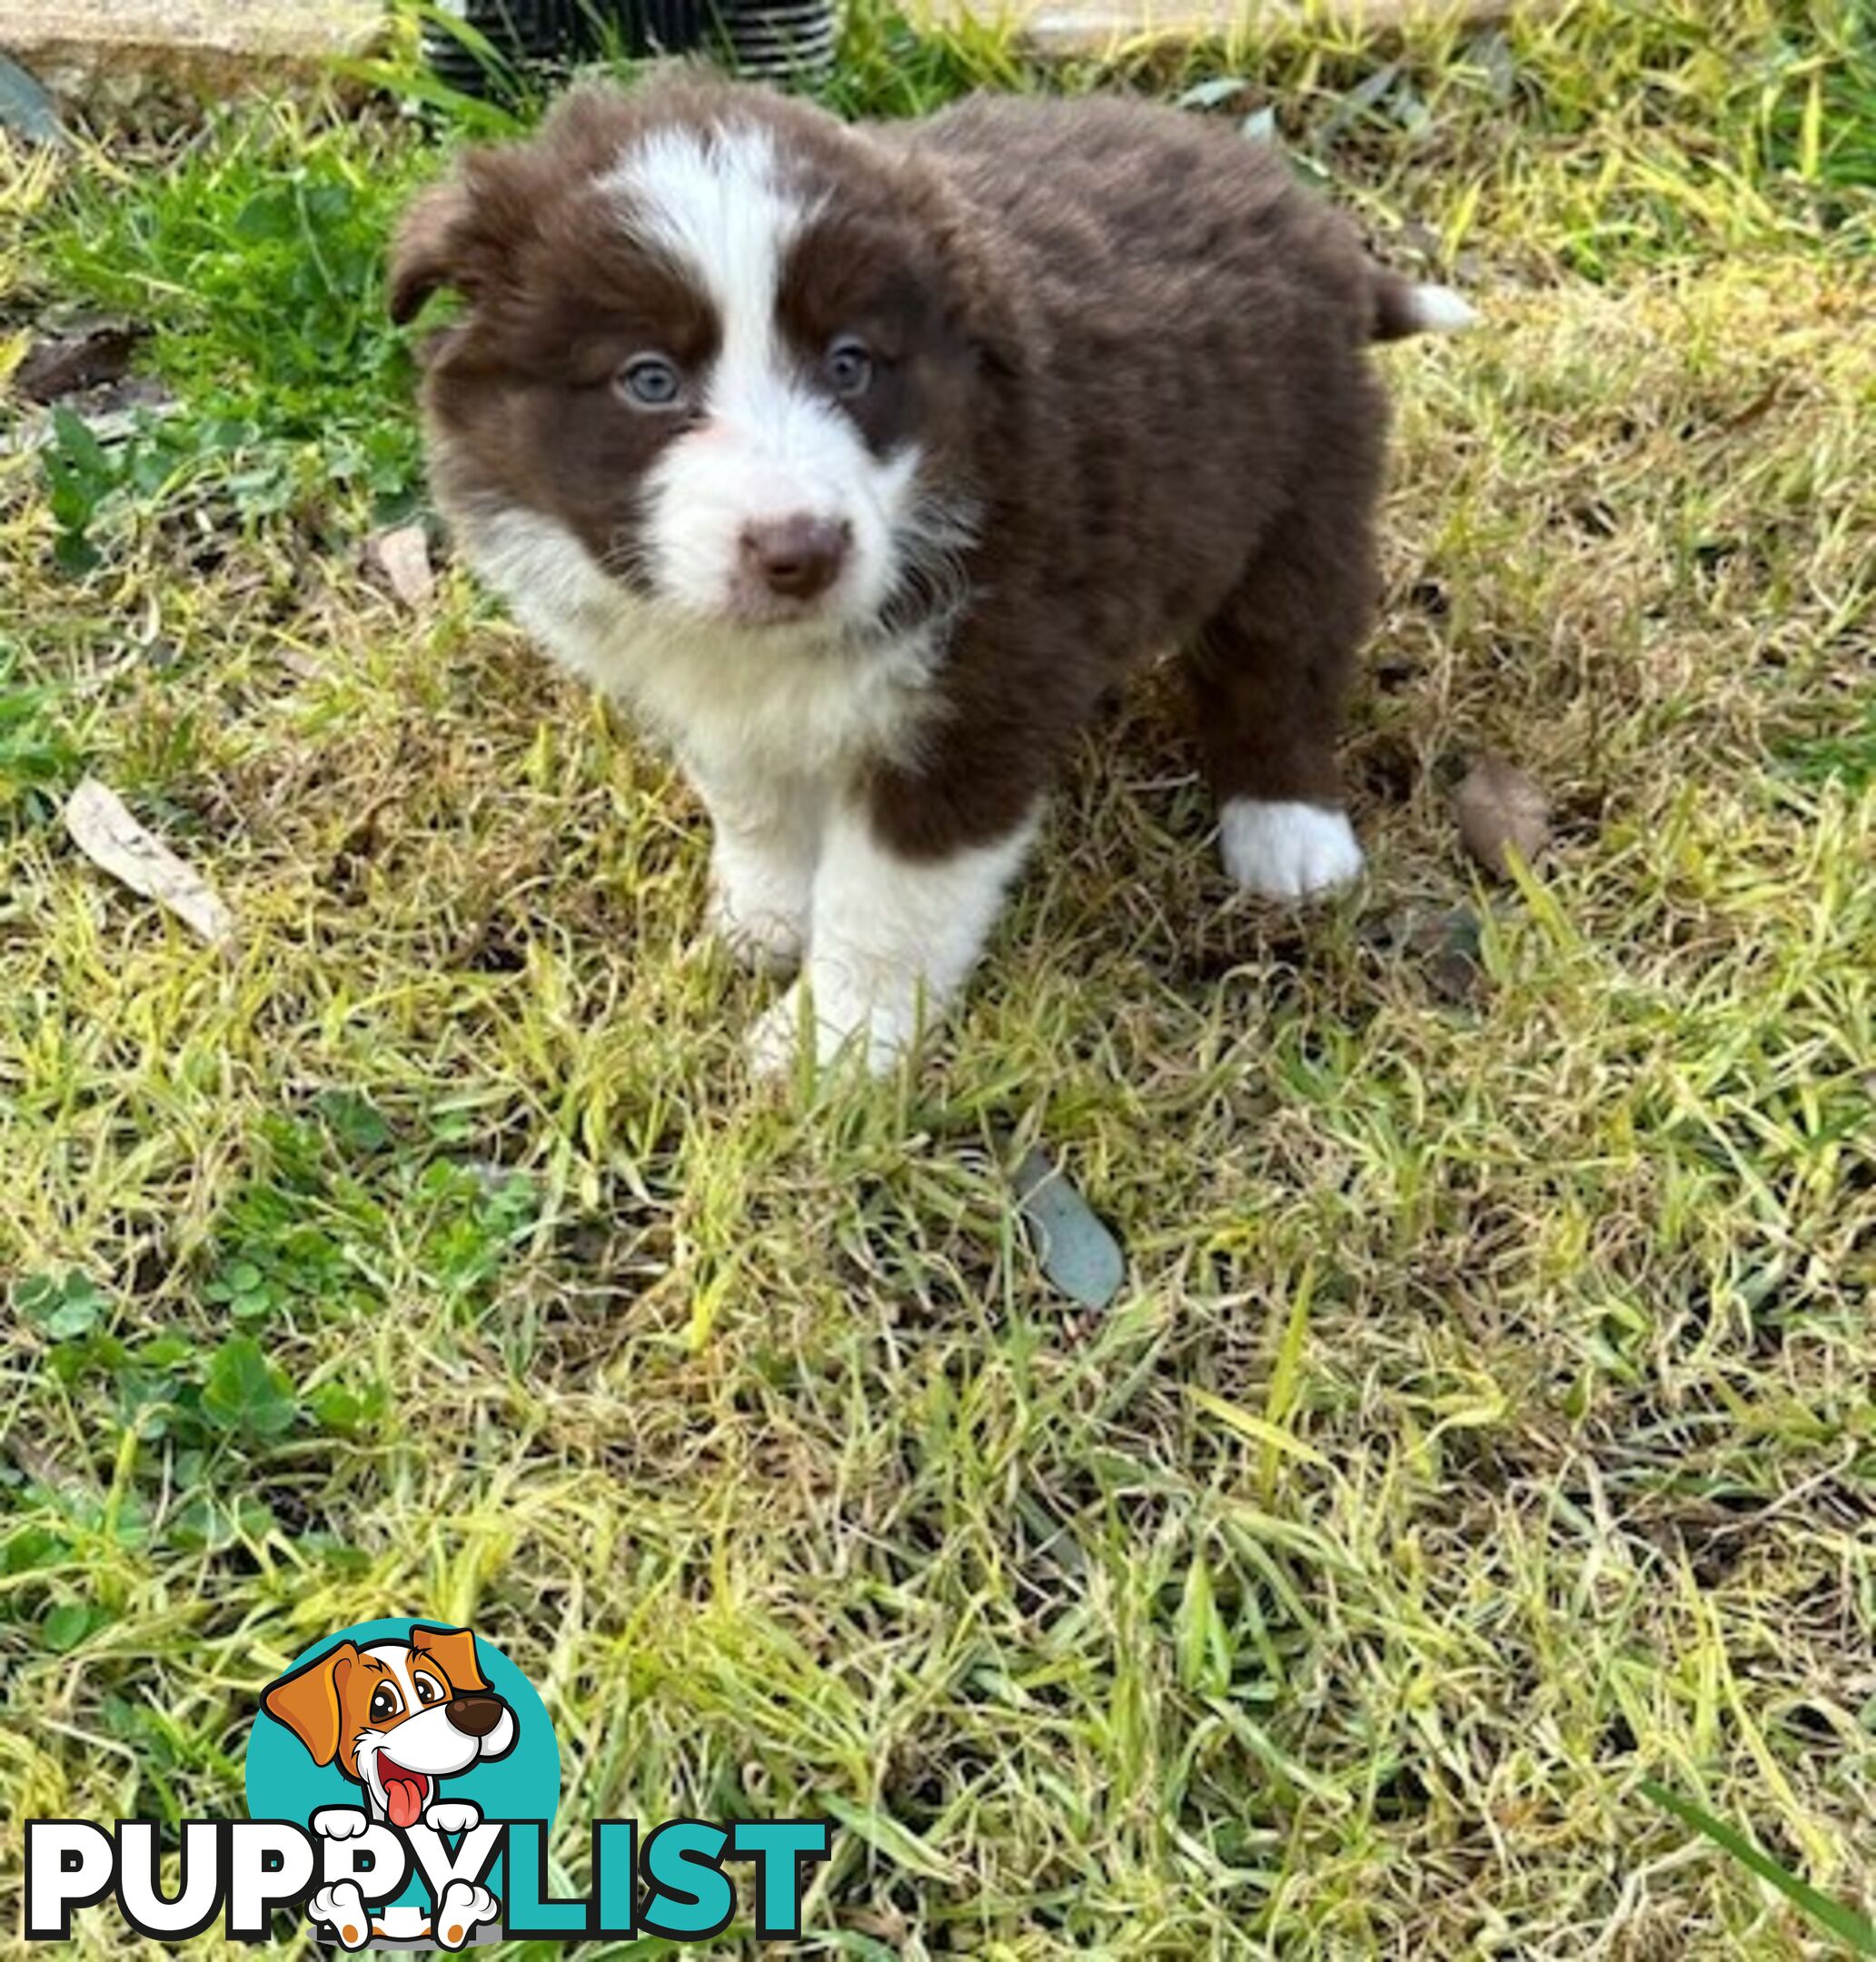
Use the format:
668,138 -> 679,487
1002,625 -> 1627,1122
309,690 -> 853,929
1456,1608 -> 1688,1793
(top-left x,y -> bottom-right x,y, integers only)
392,76 -> 1422,860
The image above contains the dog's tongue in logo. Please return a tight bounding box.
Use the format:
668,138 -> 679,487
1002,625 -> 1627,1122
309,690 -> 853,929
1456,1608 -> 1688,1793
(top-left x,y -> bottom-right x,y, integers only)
379,1760 -> 429,1829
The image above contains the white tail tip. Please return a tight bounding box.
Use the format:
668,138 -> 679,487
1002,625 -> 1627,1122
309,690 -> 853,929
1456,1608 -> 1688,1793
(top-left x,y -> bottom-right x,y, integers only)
1412,283 -> 1480,332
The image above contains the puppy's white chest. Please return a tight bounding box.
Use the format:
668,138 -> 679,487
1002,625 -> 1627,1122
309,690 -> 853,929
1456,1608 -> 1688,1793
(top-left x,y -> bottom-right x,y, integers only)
466,505 -> 938,779
596,610 -> 939,781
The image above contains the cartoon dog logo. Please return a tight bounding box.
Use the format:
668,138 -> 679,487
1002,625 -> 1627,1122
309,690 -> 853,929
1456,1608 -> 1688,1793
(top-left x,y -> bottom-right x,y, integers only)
262,1623 -> 515,1947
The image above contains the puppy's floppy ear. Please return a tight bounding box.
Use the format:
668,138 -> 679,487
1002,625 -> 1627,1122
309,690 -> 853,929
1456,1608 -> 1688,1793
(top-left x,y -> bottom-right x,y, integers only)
920,183 -> 1028,385
262,1640 -> 359,1766
388,180 -> 475,326
410,1623 -> 490,1693
953,253 -> 1027,384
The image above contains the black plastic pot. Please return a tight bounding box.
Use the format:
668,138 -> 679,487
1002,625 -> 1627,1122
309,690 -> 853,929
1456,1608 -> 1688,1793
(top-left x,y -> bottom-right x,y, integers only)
423,0 -> 837,95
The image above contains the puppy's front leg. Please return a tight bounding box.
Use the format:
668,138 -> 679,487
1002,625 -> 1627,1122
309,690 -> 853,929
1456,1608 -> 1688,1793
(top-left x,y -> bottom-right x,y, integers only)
686,754 -> 822,974
749,798 -> 1037,1075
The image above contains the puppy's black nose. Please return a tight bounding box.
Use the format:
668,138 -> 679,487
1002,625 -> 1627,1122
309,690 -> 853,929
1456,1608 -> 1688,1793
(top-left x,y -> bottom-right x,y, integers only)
444,1693 -> 506,1738
741,515 -> 849,601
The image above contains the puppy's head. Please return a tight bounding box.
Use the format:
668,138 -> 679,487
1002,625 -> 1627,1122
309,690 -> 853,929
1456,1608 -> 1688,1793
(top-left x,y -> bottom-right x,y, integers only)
262,1625 -> 516,1828
391,77 -> 1011,639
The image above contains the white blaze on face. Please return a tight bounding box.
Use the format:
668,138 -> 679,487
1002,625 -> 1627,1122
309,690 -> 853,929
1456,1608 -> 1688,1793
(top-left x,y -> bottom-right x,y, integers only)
604,124 -> 918,627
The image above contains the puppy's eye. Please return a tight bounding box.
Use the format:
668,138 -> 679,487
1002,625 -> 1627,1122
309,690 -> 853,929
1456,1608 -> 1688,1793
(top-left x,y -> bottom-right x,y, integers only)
369,1684 -> 403,1723
414,1677 -> 443,1705
617,354 -> 685,411
825,337 -> 873,399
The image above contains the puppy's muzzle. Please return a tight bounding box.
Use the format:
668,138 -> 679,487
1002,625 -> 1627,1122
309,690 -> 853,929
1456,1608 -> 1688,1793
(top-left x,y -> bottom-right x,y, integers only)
740,515 -> 851,601
444,1693 -> 508,1738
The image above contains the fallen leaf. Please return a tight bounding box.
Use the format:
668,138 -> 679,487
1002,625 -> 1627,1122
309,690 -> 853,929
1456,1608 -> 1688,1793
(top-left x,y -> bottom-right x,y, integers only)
15,322 -> 149,404
1365,904 -> 1486,1003
1465,29 -> 1518,104
1315,62 -> 1404,148
0,384 -> 177,461
0,52 -> 66,146
1719,380 -> 1783,432
1175,75 -> 1250,111
276,647 -> 324,682
1012,1144 -> 1126,1314
1455,755 -> 1550,879
366,522 -> 435,609
65,778 -> 237,949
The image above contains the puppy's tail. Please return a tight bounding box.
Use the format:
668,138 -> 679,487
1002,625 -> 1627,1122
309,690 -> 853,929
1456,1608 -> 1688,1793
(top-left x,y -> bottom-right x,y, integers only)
1371,270 -> 1478,342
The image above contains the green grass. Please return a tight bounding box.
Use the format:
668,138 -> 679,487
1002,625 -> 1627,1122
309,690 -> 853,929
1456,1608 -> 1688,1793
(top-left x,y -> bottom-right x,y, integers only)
2,0 -> 1873,1953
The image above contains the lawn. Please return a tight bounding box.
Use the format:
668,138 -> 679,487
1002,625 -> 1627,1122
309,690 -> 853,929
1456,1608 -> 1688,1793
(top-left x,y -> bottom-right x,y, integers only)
2,0 -> 1872,1953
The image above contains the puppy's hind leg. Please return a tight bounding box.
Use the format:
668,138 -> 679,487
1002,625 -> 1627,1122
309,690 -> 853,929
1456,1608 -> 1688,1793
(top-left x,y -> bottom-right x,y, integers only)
1186,500 -> 1375,902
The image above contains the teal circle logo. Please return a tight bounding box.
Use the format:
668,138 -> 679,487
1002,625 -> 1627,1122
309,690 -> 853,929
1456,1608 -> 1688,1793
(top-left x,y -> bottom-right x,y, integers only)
245,1619 -> 560,1947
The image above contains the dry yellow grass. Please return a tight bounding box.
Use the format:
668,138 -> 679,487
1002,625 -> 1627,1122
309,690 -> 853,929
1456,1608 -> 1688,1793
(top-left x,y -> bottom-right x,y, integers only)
1,2 -> 1872,1952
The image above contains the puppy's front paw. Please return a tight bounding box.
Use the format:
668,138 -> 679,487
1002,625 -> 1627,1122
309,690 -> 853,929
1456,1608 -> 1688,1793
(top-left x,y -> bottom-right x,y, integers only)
706,876 -> 806,974
705,825 -> 811,975
311,1807 -> 369,1841
423,1799 -> 481,1836
309,1881 -> 371,1950
433,1879 -> 499,1950
1219,799 -> 1364,901
747,981 -> 918,1079
747,986 -> 818,1079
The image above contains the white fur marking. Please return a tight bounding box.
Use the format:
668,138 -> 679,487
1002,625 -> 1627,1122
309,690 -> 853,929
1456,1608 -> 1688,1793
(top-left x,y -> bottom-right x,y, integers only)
749,807 -> 1038,1074
1219,799 -> 1365,900
605,125 -> 918,629
460,504 -> 940,778
1409,282 -> 1478,332
608,124 -> 806,343
689,754 -> 823,971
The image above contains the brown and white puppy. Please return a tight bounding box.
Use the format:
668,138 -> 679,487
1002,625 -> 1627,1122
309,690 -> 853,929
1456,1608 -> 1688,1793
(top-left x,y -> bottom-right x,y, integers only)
391,75 -> 1472,1071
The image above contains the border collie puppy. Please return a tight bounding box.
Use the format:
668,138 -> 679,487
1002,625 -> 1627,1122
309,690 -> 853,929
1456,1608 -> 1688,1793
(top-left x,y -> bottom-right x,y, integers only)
391,75 -> 1471,1072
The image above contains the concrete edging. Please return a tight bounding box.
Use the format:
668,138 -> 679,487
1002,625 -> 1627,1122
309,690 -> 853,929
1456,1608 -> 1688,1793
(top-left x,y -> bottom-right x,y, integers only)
0,0 -> 1535,108
0,0 -> 383,108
